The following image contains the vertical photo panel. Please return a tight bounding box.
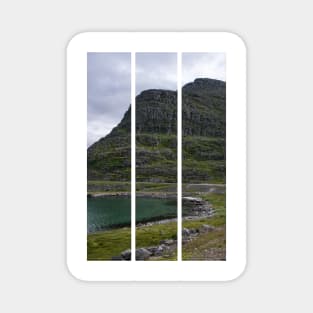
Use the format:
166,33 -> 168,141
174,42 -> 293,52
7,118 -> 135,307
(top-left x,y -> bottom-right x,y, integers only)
136,53 -> 178,261
182,53 -> 226,261
87,53 -> 132,260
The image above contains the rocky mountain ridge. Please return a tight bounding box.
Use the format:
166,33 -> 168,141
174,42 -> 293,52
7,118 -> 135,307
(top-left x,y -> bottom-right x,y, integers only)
87,78 -> 226,184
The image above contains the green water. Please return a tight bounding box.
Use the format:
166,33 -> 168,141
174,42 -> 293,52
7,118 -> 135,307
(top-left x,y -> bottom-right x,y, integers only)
87,197 -> 177,233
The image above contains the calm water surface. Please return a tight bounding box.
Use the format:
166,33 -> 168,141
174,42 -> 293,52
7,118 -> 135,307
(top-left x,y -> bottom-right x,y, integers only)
87,197 -> 177,233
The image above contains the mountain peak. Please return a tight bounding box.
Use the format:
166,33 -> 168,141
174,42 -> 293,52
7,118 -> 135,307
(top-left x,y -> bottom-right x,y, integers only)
183,78 -> 225,91
194,77 -> 225,84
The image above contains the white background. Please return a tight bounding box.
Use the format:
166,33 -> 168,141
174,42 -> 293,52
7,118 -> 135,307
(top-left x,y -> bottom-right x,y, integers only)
0,0 -> 312,312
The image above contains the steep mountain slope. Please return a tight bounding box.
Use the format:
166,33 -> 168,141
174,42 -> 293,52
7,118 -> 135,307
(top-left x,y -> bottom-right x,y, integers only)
87,78 -> 226,185
182,78 -> 226,183
87,108 -> 131,181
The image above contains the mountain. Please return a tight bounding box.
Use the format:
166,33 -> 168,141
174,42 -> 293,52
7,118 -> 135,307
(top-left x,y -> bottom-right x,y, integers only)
87,78 -> 226,185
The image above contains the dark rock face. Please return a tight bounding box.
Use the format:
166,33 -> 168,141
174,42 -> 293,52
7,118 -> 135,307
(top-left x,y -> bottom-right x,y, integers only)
135,89 -> 177,183
87,78 -> 226,184
183,78 -> 226,137
136,89 -> 177,134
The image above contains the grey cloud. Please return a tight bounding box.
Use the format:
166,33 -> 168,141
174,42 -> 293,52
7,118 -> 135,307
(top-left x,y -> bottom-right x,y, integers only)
87,53 -> 131,147
136,53 -> 177,94
182,53 -> 226,84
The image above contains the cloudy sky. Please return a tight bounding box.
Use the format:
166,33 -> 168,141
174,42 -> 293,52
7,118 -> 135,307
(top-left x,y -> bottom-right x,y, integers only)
182,53 -> 226,84
136,53 -> 177,94
88,52 -> 225,147
87,53 -> 131,147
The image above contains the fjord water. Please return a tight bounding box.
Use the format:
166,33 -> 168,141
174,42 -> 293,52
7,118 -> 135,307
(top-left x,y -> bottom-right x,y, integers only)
87,197 -> 177,233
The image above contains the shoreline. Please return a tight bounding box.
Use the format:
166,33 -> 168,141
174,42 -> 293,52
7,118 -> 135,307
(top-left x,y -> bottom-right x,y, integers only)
88,192 -> 178,199
88,213 -> 215,236
88,195 -> 214,235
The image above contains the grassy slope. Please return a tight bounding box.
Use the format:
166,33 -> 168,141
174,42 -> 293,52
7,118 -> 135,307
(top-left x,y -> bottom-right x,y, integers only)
87,222 -> 177,261
183,136 -> 225,184
88,228 -> 131,260
88,134 -> 225,186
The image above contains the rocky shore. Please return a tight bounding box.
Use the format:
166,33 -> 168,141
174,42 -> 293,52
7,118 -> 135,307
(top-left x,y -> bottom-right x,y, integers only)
115,223 -> 217,261
114,239 -> 177,261
111,196 -> 216,261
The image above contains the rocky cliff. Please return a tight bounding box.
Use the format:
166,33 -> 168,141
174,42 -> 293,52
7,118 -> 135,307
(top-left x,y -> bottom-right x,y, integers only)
87,78 -> 225,184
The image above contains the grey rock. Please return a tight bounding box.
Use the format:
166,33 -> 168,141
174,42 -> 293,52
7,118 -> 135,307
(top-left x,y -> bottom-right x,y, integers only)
199,224 -> 215,233
136,248 -> 152,260
146,246 -> 158,255
182,228 -> 191,237
160,239 -> 175,245
154,246 -> 164,256
121,249 -> 131,260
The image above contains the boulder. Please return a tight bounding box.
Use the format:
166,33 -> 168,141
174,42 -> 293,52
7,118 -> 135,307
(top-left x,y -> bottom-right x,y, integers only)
136,248 -> 152,260
182,228 -> 191,237
120,249 -> 131,260
146,246 -> 158,255
154,246 -> 164,256
160,239 -> 175,245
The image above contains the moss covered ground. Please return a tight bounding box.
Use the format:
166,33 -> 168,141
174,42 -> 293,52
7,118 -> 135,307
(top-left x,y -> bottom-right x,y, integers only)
182,192 -> 226,260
